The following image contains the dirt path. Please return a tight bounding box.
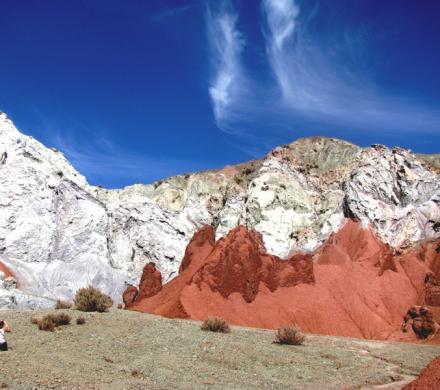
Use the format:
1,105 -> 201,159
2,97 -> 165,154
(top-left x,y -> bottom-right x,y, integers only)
0,309 -> 439,389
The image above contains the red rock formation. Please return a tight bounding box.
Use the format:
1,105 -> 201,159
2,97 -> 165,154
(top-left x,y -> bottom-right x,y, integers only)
123,285 -> 139,307
123,263 -> 163,307
179,225 -> 216,274
137,263 -> 162,300
403,356 -> 440,389
128,220 -> 440,340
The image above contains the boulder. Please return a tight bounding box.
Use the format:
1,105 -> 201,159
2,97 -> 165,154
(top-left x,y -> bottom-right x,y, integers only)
402,306 -> 439,339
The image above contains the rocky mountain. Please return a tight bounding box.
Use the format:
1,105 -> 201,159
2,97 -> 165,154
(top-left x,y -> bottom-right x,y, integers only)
125,221 -> 440,340
0,111 -> 439,309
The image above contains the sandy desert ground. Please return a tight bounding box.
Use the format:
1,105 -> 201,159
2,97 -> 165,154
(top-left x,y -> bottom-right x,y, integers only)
0,308 -> 439,389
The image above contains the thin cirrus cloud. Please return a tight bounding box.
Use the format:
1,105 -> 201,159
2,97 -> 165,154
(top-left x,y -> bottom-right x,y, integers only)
207,0 -> 440,141
206,1 -> 247,134
261,0 -> 440,134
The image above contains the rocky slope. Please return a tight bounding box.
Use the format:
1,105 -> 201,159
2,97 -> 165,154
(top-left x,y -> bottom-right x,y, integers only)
0,111 -> 439,309
126,221 -> 440,340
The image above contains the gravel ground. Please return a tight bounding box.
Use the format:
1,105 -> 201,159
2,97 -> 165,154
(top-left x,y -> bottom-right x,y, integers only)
0,309 -> 439,389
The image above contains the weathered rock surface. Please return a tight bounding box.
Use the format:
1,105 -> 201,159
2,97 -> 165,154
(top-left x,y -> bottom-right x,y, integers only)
0,113 -> 125,308
0,111 -> 439,308
345,145 -> 440,248
129,222 -> 440,340
401,306 -> 439,339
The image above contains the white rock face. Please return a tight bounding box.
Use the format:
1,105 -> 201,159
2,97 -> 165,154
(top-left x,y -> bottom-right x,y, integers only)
0,112 -> 439,308
345,145 -> 440,247
0,113 -> 126,308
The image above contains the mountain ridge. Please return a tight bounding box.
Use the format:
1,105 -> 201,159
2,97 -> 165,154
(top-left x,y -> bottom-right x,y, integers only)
0,111 -> 439,309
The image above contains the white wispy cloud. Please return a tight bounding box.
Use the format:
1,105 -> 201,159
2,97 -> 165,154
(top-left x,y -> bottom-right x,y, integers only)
261,0 -> 440,134
206,1 -> 246,133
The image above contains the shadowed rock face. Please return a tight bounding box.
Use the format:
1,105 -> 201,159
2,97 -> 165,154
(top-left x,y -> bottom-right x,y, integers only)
0,111 -> 439,309
129,221 -> 440,341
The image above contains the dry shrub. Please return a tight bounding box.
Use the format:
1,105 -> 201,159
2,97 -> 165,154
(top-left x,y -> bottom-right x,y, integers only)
117,303 -> 123,309
74,286 -> 113,312
76,316 -> 86,325
54,299 -> 72,310
274,325 -> 305,345
200,317 -> 230,333
52,312 -> 71,326
38,316 -> 55,332
36,313 -> 71,331
30,317 -> 39,325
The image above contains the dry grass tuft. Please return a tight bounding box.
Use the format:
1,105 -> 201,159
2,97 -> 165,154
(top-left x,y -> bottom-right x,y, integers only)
76,316 -> 86,325
54,300 -> 72,310
200,317 -> 230,333
74,286 -> 113,312
274,325 -> 305,345
30,317 -> 39,325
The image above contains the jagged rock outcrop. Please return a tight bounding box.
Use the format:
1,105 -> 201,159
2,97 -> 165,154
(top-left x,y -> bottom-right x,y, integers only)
129,222 -> 440,340
123,262 -> 162,307
129,224 -> 315,321
0,111 -> 439,309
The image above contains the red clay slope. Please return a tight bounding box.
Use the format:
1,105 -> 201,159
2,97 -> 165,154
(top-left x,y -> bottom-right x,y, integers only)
402,356 -> 440,389
126,220 -> 440,340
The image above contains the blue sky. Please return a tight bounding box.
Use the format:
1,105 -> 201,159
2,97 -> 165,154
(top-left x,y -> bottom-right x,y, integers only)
0,0 -> 439,188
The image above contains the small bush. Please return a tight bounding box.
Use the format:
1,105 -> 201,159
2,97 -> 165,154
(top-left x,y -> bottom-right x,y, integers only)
76,316 -> 86,325
54,299 -> 72,310
274,325 -> 305,345
52,312 -> 71,326
200,317 -> 230,333
38,316 -> 55,332
117,303 -> 123,309
36,313 -> 71,331
74,286 -> 113,312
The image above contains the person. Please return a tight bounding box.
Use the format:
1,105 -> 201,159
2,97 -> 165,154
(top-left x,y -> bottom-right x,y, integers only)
0,319 -> 11,351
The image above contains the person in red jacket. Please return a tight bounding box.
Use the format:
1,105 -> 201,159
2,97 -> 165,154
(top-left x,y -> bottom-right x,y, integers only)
0,320 -> 11,351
